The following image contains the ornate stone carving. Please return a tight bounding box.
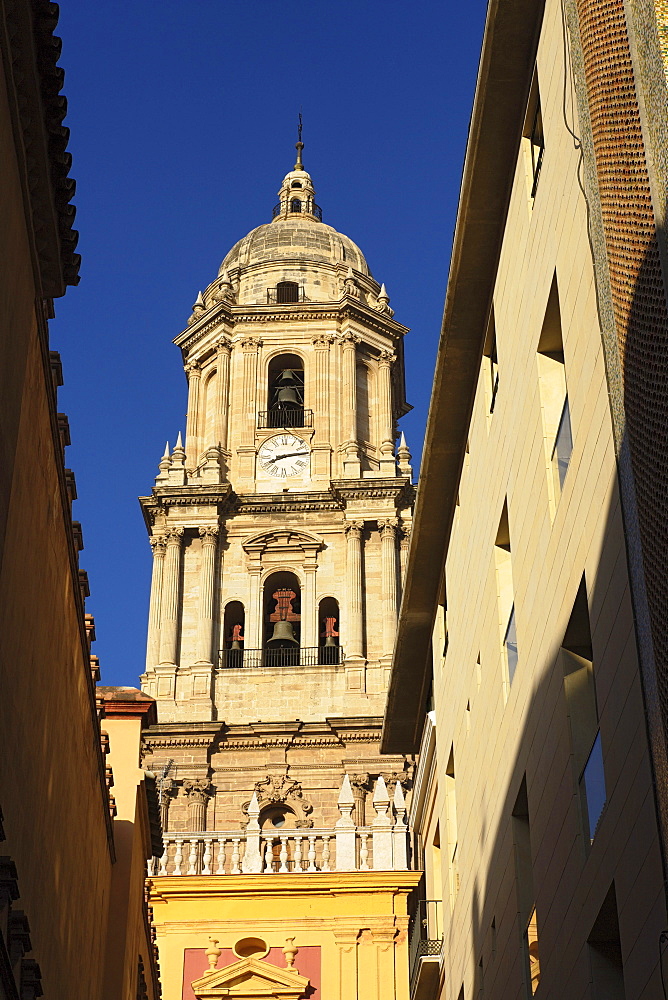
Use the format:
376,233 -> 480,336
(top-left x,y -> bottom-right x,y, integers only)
164,526 -> 185,543
339,331 -> 361,348
198,526 -> 219,544
344,520 -> 364,537
242,774 -> 314,829
239,336 -> 263,352
312,334 -> 335,348
183,778 -> 213,804
184,361 -> 201,377
378,349 -> 396,366
378,519 -> 399,537
149,535 -> 166,555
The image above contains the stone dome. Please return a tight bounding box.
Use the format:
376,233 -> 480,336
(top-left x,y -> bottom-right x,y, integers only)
218,217 -> 370,277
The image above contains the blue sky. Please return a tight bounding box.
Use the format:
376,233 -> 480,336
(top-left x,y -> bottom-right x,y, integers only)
52,0 -> 488,686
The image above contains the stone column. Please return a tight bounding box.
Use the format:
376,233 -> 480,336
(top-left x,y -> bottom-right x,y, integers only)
302,550 -> 318,650
196,527 -> 219,664
146,534 -> 166,673
399,525 -> 411,583
351,773 -> 370,827
312,335 -> 333,479
184,779 -> 211,832
159,778 -> 175,833
340,333 -> 361,477
238,337 -> 262,480
215,337 -> 232,453
379,519 -> 399,658
184,361 -> 201,470
159,528 -> 184,666
345,521 -> 365,660
377,350 -> 397,474
247,567 -> 262,650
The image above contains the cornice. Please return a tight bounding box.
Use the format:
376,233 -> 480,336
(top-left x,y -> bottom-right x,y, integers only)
174,298 -> 409,354
332,478 -> 415,506
148,871 -> 422,900
234,491 -> 344,515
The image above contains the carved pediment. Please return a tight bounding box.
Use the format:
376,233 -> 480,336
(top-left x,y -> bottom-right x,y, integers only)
242,529 -> 323,557
191,956 -> 310,1000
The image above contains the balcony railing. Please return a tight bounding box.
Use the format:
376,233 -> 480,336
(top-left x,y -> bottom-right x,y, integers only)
266,285 -> 306,304
272,201 -> 323,222
219,646 -> 344,669
409,899 -> 443,997
258,408 -> 313,429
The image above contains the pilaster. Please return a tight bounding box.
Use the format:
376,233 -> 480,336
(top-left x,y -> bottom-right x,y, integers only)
215,336 -> 232,459
238,337 -> 262,480
379,519 -> 399,660
377,350 -> 397,475
344,521 -> 365,678
145,534 -> 166,676
312,334 -> 334,479
340,333 -> 361,478
184,361 -> 201,471
158,527 -> 184,671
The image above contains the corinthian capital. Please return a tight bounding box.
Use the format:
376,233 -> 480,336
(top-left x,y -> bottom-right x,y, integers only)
198,526 -> 219,544
240,336 -> 263,352
312,334 -> 335,349
184,361 -> 201,377
378,518 -> 399,537
378,349 -> 396,367
183,778 -> 212,804
344,520 -> 364,537
150,534 -> 166,555
164,526 -> 185,544
340,332 -> 361,348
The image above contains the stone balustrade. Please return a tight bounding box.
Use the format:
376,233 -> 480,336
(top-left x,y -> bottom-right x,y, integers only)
153,822 -> 409,876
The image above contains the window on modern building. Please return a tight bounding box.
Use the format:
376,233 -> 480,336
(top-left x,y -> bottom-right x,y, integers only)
588,884 -> 626,999
445,745 -> 459,908
512,777 -> 539,996
276,281 -> 300,304
561,576 -> 606,845
537,276 -> 572,509
523,71 -> 544,201
290,198 -> 302,213
482,308 -> 499,416
494,501 -> 517,688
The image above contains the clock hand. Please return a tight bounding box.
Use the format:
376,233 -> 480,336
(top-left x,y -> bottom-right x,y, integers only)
266,450 -> 309,464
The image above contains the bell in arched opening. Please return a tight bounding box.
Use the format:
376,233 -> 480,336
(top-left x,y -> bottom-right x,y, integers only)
264,582 -> 301,666
274,369 -> 301,408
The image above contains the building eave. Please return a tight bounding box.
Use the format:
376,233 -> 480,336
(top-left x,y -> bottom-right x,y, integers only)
381,0 -> 545,754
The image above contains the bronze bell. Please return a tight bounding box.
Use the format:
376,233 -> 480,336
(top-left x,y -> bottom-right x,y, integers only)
230,638 -> 242,650
275,385 -> 300,406
266,619 -> 299,647
324,635 -> 337,647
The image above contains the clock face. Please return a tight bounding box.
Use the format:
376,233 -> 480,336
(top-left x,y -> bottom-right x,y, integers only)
258,433 -> 310,478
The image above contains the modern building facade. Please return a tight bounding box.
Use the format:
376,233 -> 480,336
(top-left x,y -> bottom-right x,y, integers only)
0,3 -> 161,997
139,147 -> 420,1000
383,0 -> 668,998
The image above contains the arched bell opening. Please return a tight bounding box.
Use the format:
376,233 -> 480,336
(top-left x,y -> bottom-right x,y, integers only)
222,600 -> 245,668
267,352 -> 305,428
259,805 -> 297,831
318,597 -> 341,665
262,571 -> 301,666
276,279 -> 300,303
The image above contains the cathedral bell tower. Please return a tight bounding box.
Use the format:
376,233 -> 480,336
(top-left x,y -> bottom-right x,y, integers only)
140,141 -> 414,724
140,142 -> 420,1000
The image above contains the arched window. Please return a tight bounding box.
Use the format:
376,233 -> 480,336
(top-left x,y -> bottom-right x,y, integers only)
276,280 -> 300,304
263,571 -> 301,666
291,180 -> 302,189
267,353 -> 304,427
290,198 -> 302,213
318,597 -> 341,664
222,601 -> 245,668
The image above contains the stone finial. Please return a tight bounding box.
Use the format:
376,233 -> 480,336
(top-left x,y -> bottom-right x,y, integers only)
372,775 -> 391,824
397,431 -> 412,477
283,937 -> 298,972
193,291 -> 205,313
344,266 -> 360,299
246,790 -> 261,831
205,937 -> 221,974
336,774 -> 355,828
377,282 -> 394,315
170,433 -> 187,483
393,780 -> 406,817
156,441 -> 172,482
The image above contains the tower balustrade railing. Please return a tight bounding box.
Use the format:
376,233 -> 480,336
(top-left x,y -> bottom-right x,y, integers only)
218,646 -> 344,669
153,827 -> 401,876
257,408 -> 313,429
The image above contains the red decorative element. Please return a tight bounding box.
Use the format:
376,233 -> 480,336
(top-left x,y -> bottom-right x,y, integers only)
320,617 -> 339,639
230,623 -> 244,643
269,589 -> 301,622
